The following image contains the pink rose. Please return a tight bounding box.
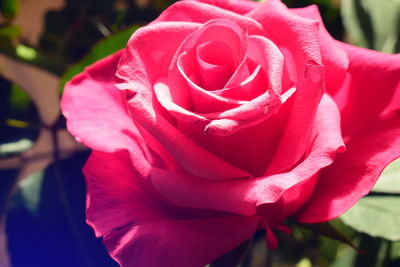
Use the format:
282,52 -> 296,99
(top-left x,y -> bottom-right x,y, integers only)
61,0 -> 400,266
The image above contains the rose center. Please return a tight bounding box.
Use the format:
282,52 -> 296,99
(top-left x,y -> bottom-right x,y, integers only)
196,41 -> 236,91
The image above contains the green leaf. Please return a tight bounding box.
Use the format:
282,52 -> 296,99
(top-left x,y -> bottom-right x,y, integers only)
300,220 -> 356,250
341,0 -> 400,53
372,158 -> 400,193
341,197 -> 400,241
0,0 -> 19,19
60,25 -> 139,91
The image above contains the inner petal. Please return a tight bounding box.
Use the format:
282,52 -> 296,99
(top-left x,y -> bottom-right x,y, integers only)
177,52 -> 245,113
213,64 -> 267,101
196,41 -> 235,90
167,19 -> 248,113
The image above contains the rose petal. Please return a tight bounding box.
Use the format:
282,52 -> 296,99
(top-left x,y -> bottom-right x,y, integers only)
151,94 -> 344,215
154,80 -> 288,176
104,216 -> 260,267
115,21 -> 250,179
116,21 -> 199,82
196,40 -> 236,90
170,19 -> 248,112
84,150 -> 166,237
258,173 -> 319,227
160,33 -> 290,138
188,0 -> 259,15
244,34 -> 284,95
117,21 -> 201,110
128,87 -> 251,180
298,115 -> 400,223
336,42 -> 400,137
154,0 -> 264,35
267,62 -> 324,174
176,50 -> 244,113
248,0 -> 324,173
203,88 -> 293,136
290,5 -> 349,95
214,34 -> 284,101
85,149 -> 261,267
61,51 -> 150,176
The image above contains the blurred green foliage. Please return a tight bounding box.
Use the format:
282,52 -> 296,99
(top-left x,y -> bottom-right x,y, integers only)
342,197 -> 400,242
60,25 -> 138,91
0,0 -> 19,20
341,0 -> 400,53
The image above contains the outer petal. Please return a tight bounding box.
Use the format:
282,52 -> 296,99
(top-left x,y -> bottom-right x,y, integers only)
336,43 -> 400,137
297,26 -> 400,223
153,0 -> 264,35
290,5 -> 349,95
298,115 -> 400,223
84,150 -> 261,267
104,216 -> 259,267
61,51 -> 151,175
247,0 -> 324,174
84,151 -> 166,237
61,51 -> 133,152
187,0 -> 259,15
116,21 -> 200,89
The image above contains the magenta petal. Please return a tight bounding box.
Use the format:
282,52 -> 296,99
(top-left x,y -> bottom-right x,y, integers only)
169,19 -> 248,112
267,62 -> 324,174
84,150 -> 261,267
154,0 -> 264,34
127,90 -> 250,180
188,0 -> 259,15
116,21 -> 200,93
104,216 -> 260,267
61,51 -> 148,162
113,22 -> 249,179
215,34 -> 284,101
298,116 -> 400,223
290,5 -> 349,95
151,95 -> 344,215
246,35 -> 284,95
336,42 -> 400,137
83,150 -> 166,237
248,0 -> 324,173
196,40 -> 236,90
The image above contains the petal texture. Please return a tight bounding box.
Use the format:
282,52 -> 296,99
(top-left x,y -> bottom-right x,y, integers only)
150,94 -> 344,217
298,115 -> 400,223
85,150 -> 261,267
336,43 -> 400,137
290,5 -> 349,95
105,216 -> 259,267
248,0 -> 324,173
61,51 -> 151,176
